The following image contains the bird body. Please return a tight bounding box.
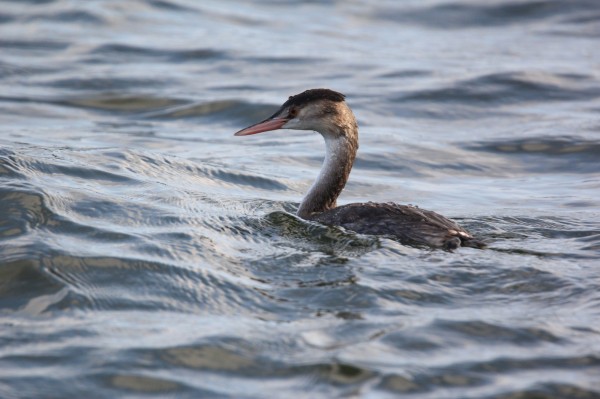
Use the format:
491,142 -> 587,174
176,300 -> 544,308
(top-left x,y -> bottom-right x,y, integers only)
309,202 -> 482,249
235,89 -> 484,250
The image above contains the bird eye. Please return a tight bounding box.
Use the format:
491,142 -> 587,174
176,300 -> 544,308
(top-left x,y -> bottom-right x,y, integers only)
288,107 -> 298,118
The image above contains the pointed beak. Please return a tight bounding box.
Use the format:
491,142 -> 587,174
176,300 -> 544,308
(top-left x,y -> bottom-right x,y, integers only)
234,117 -> 288,136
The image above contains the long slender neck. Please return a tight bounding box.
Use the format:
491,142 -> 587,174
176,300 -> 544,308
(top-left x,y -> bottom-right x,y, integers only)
297,123 -> 358,218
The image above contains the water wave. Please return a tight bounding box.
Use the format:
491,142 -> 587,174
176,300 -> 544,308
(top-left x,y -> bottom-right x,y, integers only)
1,0 -> 599,398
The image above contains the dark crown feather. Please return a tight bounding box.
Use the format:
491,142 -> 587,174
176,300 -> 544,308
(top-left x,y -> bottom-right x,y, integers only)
282,89 -> 346,108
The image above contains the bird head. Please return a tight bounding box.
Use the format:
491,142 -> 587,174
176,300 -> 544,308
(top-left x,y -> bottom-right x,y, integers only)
234,89 -> 350,137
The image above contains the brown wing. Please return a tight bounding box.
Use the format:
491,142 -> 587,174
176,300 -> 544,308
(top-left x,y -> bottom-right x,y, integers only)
308,202 -> 485,250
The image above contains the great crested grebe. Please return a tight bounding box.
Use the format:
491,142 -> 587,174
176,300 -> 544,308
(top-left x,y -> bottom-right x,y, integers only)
235,89 -> 485,250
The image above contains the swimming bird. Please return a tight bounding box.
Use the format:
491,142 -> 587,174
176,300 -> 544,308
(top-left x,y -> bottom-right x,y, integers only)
235,89 -> 485,250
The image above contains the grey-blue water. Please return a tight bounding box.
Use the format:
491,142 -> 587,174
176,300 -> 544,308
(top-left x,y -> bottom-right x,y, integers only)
1,1 -> 599,398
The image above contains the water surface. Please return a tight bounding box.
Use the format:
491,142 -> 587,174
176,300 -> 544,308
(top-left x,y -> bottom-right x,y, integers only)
1,1 -> 599,398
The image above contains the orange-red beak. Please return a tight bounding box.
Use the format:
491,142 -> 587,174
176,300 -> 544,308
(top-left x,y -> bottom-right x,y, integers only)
234,117 -> 288,136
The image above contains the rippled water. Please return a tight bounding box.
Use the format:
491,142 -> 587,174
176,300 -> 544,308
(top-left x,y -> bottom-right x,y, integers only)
1,1 -> 600,398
